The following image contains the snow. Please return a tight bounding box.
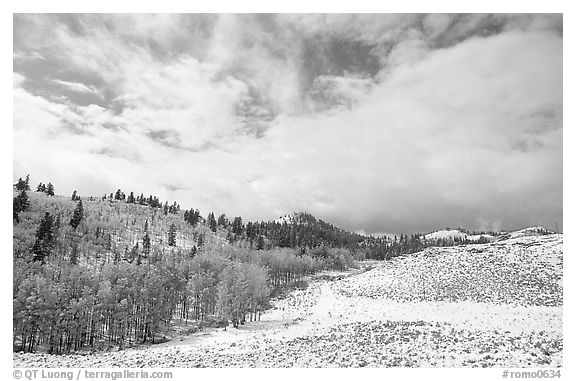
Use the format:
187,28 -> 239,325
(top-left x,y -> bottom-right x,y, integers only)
424,229 -> 468,240
14,235 -> 562,368
274,214 -> 295,224
467,234 -> 495,241
507,226 -> 555,239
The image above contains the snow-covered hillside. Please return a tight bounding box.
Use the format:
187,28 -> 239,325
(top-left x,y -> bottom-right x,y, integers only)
502,226 -> 556,240
14,233 -> 563,368
423,229 -> 468,240
423,226 -> 555,243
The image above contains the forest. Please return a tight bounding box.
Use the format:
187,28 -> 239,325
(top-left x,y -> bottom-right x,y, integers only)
12,176 -> 358,353
12,175 -> 499,353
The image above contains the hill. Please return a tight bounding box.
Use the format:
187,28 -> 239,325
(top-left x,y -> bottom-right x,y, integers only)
12,187 -> 362,354
14,232 -> 563,367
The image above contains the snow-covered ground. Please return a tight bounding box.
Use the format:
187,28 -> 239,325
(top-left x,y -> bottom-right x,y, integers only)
423,228 -> 496,242
14,234 -> 562,368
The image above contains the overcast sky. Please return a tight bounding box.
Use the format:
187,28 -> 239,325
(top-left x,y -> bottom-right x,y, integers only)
13,14 -> 563,235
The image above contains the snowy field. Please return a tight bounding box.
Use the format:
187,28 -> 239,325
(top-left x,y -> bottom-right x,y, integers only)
14,234 -> 562,368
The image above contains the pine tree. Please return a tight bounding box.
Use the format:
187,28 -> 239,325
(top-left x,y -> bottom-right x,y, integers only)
232,216 -> 243,237
143,232 -> 151,256
24,174 -> 31,191
256,235 -> 265,250
14,177 -> 27,191
13,197 -> 21,223
13,190 -> 29,223
71,190 -> 78,201
70,199 -> 84,229
207,212 -> 217,232
46,182 -> 55,196
37,182 -> 46,192
218,214 -> 228,227
16,189 -> 29,210
168,223 -> 177,246
32,212 -> 55,263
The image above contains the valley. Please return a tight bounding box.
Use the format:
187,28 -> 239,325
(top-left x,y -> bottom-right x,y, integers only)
14,233 -> 563,368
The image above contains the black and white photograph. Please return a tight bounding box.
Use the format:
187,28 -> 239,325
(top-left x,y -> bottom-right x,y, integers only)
10,9 -> 567,374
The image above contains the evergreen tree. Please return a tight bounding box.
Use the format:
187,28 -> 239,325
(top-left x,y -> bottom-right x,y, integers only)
16,189 -> 29,210
127,192 -> 135,204
71,190 -> 78,201
246,222 -> 256,242
14,177 -> 27,191
13,197 -> 21,223
168,223 -> 177,246
37,183 -> 46,193
32,212 -> 55,263
13,190 -> 29,223
232,216 -> 243,237
70,199 -> 84,229
143,232 -> 151,256
256,235 -> 265,250
184,208 -> 201,226
218,214 -> 228,227
46,182 -> 55,196
24,174 -> 31,191
207,212 -> 217,232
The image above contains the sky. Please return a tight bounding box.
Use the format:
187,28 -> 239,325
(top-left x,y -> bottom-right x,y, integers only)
12,13 -> 563,235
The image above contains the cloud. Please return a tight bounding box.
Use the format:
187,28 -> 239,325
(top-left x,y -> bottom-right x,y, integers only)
53,79 -> 101,95
13,14 -> 563,234
13,50 -> 46,61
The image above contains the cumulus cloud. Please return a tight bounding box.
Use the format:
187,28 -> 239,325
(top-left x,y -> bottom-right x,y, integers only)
13,14 -> 563,234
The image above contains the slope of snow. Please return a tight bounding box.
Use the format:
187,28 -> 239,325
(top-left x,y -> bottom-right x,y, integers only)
424,229 -> 468,240
467,234 -> 495,242
508,226 -> 555,239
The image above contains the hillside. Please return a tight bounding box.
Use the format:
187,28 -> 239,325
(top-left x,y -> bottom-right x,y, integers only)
12,188 -> 362,354
261,212 -> 370,250
14,233 -> 563,367
12,183 -> 562,367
